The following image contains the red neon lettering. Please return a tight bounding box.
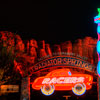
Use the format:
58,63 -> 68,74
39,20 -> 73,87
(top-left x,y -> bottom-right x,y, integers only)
42,77 -> 85,84
77,77 -> 84,83
49,77 -> 57,84
64,77 -> 71,83
42,78 -> 50,84
69,77 -> 77,83
57,58 -> 62,64
56,77 -> 65,83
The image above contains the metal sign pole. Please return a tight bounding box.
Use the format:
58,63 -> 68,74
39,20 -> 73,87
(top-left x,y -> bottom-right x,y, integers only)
20,76 -> 30,100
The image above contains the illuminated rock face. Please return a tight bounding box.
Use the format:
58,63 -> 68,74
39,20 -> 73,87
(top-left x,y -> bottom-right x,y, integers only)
38,40 -> 47,58
61,41 -> 72,53
15,35 -> 25,52
0,31 -> 98,71
45,44 -> 52,56
0,31 -> 25,53
53,44 -> 61,55
29,39 -> 38,57
73,39 -> 82,57
0,31 -> 15,54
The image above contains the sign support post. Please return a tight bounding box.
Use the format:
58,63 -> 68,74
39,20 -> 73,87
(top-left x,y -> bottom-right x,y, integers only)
20,76 -> 30,100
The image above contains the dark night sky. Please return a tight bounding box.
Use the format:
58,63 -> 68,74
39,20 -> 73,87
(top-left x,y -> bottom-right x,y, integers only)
0,0 -> 100,44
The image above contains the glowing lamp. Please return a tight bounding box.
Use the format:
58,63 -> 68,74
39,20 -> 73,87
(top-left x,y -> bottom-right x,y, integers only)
94,8 -> 100,24
94,16 -> 100,24
97,61 -> 100,76
97,25 -> 100,33
98,8 -> 100,16
97,41 -> 100,53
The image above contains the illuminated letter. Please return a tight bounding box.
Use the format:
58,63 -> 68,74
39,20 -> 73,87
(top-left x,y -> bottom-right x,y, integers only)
57,58 -> 62,64
42,78 -> 50,84
77,77 -> 84,83
56,77 -> 64,83
64,77 -> 71,83
82,63 -> 86,68
49,77 -> 57,84
70,77 -> 77,83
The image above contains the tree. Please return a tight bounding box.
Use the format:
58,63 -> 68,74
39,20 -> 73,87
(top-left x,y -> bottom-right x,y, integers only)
0,44 -> 21,90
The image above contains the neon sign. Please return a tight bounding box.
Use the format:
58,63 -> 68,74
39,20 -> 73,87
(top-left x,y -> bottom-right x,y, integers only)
41,85 -> 55,96
29,56 -> 95,75
42,77 -> 84,84
72,83 -> 86,96
32,69 -> 93,96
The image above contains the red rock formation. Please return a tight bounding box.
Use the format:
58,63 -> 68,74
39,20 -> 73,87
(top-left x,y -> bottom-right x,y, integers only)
82,37 -> 91,58
0,31 -> 98,76
73,39 -> 82,57
27,41 -> 30,54
0,31 -> 15,54
15,35 -> 25,52
38,40 -> 47,58
29,39 -> 38,57
88,38 -> 96,64
61,41 -> 72,53
0,31 -> 7,47
53,44 -> 61,55
45,44 -> 52,56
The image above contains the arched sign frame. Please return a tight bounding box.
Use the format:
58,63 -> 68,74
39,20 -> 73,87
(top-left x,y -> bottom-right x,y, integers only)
28,55 -> 96,76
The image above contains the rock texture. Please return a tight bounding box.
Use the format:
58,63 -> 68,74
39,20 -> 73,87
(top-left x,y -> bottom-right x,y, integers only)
0,31 -> 98,76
